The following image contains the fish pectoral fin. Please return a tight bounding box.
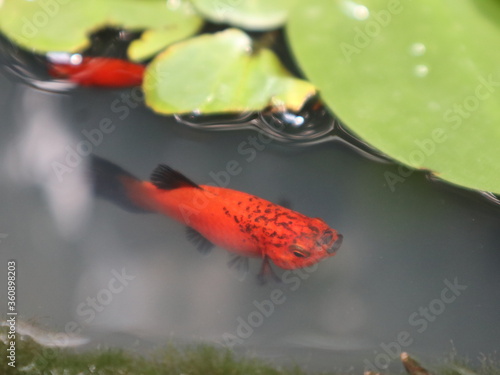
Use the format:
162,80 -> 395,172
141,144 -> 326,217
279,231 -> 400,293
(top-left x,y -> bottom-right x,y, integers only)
186,227 -> 214,255
151,164 -> 201,190
257,256 -> 281,285
227,255 -> 249,281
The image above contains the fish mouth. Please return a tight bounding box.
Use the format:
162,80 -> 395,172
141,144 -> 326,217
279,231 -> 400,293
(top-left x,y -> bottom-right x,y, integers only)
327,234 -> 343,254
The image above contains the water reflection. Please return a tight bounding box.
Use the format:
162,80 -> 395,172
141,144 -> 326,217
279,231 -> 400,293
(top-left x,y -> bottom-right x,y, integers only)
175,98 -> 392,165
0,35 -> 76,92
3,87 -> 91,239
257,103 -> 333,143
1,320 -> 89,348
174,112 -> 257,130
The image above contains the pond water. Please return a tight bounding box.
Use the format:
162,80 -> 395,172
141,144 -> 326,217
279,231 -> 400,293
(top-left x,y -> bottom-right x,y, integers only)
0,51 -> 499,373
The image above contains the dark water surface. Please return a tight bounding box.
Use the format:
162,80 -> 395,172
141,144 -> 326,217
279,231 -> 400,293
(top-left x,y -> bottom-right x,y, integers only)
0,68 -> 499,372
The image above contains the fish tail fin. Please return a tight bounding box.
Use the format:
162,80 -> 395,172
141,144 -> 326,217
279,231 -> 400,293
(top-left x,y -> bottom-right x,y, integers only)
90,155 -> 152,213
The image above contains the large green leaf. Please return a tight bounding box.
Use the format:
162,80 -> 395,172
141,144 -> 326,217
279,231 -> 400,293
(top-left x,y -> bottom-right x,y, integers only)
0,0 -> 202,54
288,0 -> 500,193
128,24 -> 201,62
144,28 -> 316,114
190,0 -> 297,30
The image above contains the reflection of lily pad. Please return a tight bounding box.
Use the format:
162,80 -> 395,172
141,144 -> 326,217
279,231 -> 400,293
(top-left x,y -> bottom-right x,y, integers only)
288,0 -> 500,194
190,0 -> 297,30
0,0 -> 202,53
144,28 -> 316,115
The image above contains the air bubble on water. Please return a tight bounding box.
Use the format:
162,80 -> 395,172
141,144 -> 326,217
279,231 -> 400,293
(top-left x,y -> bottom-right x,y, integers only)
414,64 -> 429,77
45,52 -> 69,64
166,0 -> 182,11
410,42 -> 426,56
282,112 -> 305,127
341,1 -> 370,20
256,101 -> 335,144
46,52 -> 82,65
69,53 -> 83,65
353,5 -> 369,20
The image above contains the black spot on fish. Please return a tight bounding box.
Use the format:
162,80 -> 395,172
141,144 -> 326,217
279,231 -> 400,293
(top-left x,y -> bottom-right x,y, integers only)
234,215 -> 240,223
265,209 -> 272,213
308,224 -> 319,233
277,222 -> 295,233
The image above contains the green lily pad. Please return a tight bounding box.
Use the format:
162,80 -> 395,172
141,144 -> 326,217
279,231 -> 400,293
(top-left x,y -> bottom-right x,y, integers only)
287,0 -> 500,194
0,0 -> 202,53
144,28 -> 316,114
190,0 -> 297,30
128,23 -> 202,62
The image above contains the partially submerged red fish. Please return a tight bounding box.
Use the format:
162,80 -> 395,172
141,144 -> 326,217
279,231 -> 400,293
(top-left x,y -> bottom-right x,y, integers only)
91,156 -> 343,279
48,57 -> 145,87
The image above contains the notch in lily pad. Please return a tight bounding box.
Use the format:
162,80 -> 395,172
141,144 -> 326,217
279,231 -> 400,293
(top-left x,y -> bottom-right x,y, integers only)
0,0 -> 202,55
143,28 -> 316,115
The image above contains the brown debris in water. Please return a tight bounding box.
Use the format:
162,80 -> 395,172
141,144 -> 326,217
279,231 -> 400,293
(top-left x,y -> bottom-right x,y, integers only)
401,352 -> 432,375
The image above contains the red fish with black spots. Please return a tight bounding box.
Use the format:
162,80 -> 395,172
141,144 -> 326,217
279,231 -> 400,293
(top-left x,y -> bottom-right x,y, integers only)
91,155 -> 343,279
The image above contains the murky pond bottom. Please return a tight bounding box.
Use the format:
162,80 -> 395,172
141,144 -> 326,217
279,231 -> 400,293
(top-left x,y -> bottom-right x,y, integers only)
0,71 -> 499,373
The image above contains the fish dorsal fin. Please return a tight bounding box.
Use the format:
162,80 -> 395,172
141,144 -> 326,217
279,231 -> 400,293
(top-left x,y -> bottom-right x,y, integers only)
150,164 -> 201,190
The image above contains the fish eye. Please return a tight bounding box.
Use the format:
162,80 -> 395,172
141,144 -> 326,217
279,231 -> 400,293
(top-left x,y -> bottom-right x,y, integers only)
289,245 -> 311,258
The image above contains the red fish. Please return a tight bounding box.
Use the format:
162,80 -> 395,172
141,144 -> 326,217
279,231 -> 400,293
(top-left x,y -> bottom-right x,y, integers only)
48,56 -> 145,88
91,156 -> 343,279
